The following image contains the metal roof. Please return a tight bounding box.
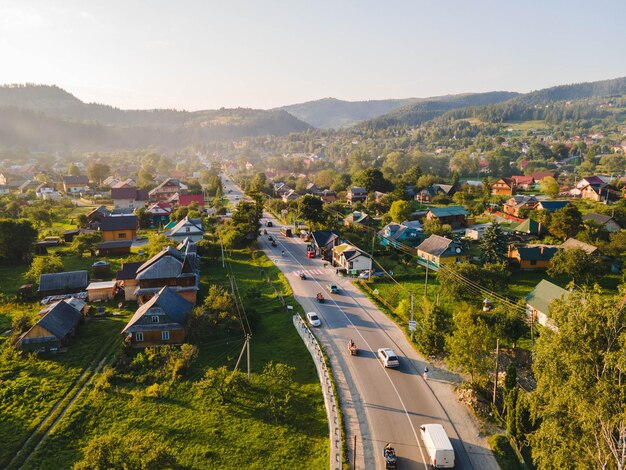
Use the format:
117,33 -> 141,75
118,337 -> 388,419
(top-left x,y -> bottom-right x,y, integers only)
526,279 -> 570,315
417,235 -> 460,257
30,300 -> 82,339
122,286 -> 193,333
428,206 -> 469,217
38,271 -> 88,293
99,215 -> 138,231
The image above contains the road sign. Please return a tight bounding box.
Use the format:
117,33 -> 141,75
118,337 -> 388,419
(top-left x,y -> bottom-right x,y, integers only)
408,320 -> 417,331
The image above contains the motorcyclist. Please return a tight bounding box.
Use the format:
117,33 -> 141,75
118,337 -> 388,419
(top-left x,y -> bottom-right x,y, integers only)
384,443 -> 395,457
348,339 -> 355,349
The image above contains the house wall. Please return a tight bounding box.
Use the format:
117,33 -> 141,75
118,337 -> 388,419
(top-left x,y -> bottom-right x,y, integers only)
581,187 -> 599,201
102,229 -> 137,242
139,277 -> 196,289
349,256 -> 372,271
21,324 -> 55,342
129,328 -> 186,347
88,287 -> 116,302
121,280 -> 139,301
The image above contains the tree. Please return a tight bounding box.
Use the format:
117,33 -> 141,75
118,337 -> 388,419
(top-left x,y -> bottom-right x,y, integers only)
445,308 -> 495,385
87,163 -> 110,185
71,232 -> 103,258
437,262 -> 510,301
547,248 -> 607,285
26,254 -> 64,283
221,201 -> 261,248
195,365 -> 245,404
529,287 -> 626,469
145,233 -> 177,257
313,169 -> 336,189
352,168 -> 392,193
137,168 -> 155,189
489,305 -> 526,349
422,219 -> 452,237
330,173 -> 351,192
76,213 -> 89,229
297,195 -> 326,228
188,285 -> 242,341
261,361 -> 295,423
388,200 -> 412,223
548,204 -> 582,240
249,172 -> 268,193
135,207 -> 153,229
480,222 -> 507,264
414,297 -> 451,356
539,176 -> 560,198
67,163 -> 81,176
0,219 -> 37,263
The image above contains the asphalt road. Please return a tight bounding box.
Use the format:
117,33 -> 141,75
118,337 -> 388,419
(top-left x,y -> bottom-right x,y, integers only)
221,176 -> 495,470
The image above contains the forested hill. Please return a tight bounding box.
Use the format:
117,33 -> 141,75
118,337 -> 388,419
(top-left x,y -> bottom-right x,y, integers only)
362,91 -> 520,129
277,97 -> 421,129
0,84 -> 311,150
436,76 -> 626,125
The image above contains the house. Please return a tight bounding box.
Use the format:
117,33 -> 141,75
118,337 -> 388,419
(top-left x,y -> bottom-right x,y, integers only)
347,187 -> 368,204
576,175 -> 608,190
507,244 -> 558,270
513,219 -> 545,236
112,178 -> 136,188
18,179 -> 40,193
121,287 -> 194,347
115,261 -> 144,301
149,178 -> 182,201
97,240 -> 133,256
16,300 -> 83,351
332,243 -> 372,273
62,175 -> 89,194
320,190 -> 337,203
38,270 -> 89,297
425,206 -> 470,230
416,184 -> 458,203
526,279 -> 570,329
560,238 -> 598,255
503,195 -> 538,217
580,183 -> 621,203
344,211 -> 371,227
582,213 -> 621,232
511,175 -> 535,189
86,280 -> 117,301
111,187 -> 149,210
281,190 -> 300,202
178,194 -> 205,208
305,182 -> 322,195
378,221 -> 423,248
63,228 -> 96,243
310,230 -> 340,260
273,182 -> 292,197
535,200 -> 569,212
87,206 -> 111,225
164,216 -> 204,242
532,171 -> 557,181
133,244 -> 200,304
147,202 -> 172,226
99,215 -> 138,242
492,178 -> 515,196
464,223 -> 492,240
416,234 -> 467,270
0,184 -> 9,195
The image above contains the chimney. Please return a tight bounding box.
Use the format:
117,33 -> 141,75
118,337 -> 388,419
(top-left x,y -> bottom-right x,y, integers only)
540,246 -> 544,255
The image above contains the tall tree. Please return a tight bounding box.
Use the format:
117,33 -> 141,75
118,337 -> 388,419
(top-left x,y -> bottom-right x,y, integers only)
549,204 -> 582,240
352,168 -> 392,193
547,247 -> 607,285
529,287 -> 626,470
388,200 -> 412,223
87,163 -> 111,185
480,222 -> 507,264
539,176 -> 560,198
0,219 -> 37,263
297,194 -> 325,227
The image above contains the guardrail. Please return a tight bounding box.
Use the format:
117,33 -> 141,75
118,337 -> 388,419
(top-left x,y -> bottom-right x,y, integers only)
292,315 -> 342,470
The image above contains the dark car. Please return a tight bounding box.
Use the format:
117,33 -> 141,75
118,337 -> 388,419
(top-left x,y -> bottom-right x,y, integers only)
266,221 -> 273,227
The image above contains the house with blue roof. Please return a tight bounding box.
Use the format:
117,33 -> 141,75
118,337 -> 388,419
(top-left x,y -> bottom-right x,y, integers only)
535,200 -> 569,212
378,220 -> 424,248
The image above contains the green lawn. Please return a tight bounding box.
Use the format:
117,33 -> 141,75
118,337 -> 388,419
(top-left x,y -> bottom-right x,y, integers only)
21,249 -> 328,469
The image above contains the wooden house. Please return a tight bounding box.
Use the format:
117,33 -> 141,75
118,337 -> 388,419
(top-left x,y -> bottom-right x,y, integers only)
99,215 -> 138,242
320,190 -> 337,203
425,206 -> 470,229
87,206 -> 111,226
416,235 -> 468,270
164,216 -> 204,243
526,279 -> 570,329
38,271 -> 88,297
121,287 -> 194,347
332,243 -> 372,273
111,187 -> 149,210
115,261 -> 144,301
62,175 -> 89,194
508,244 -> 558,270
492,178 -> 515,196
17,300 -> 83,351
86,280 -> 118,301
503,195 -> 538,217
310,230 -> 340,260
149,178 -> 182,202
582,213 -> 621,232
347,187 -> 367,204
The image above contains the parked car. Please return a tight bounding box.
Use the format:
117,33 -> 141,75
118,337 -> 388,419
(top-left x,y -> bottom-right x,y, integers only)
377,348 -> 400,368
327,284 -> 338,294
306,312 -> 321,327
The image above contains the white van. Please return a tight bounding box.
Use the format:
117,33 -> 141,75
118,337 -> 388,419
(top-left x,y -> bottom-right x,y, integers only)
420,424 -> 455,468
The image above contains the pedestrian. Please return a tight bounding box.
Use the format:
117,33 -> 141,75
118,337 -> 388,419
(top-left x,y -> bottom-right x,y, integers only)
335,269 -> 339,275
423,366 -> 429,380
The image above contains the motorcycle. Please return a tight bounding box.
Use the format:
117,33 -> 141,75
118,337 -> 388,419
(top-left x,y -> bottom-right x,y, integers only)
263,229 -> 268,235
316,293 -> 325,303
348,341 -> 358,356
299,272 -> 306,280
383,445 -> 397,469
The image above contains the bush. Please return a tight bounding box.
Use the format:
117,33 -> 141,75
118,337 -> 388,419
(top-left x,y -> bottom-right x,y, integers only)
488,434 -> 522,470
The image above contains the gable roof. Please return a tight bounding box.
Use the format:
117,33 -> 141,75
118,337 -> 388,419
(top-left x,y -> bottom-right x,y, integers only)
311,230 -> 340,247
63,175 -> 89,185
28,300 -> 82,340
582,212 -> 618,226
88,205 -> 111,218
526,279 -> 570,315
135,246 -> 189,280
122,286 -> 194,333
417,234 -> 461,257
514,245 -> 559,261
111,187 -> 149,201
512,175 -> 534,185
349,187 -> 367,194
514,218 -> 544,235
99,215 -> 138,231
178,194 -> 205,207
428,206 -> 469,218
164,217 -> 204,237
561,238 -> 598,254
39,271 -> 89,293
116,261 -> 143,281
536,200 -> 569,212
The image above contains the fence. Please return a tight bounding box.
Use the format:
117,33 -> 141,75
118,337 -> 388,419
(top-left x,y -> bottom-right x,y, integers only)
292,315 -> 342,470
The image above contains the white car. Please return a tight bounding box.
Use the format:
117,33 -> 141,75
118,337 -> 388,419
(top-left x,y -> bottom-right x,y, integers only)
306,312 -> 321,327
377,348 -> 400,368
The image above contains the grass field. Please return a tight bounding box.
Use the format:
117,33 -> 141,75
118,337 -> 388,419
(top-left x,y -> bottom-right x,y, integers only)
19,249 -> 328,469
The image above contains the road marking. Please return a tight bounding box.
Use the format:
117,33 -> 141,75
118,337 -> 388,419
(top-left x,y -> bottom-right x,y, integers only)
269,229 -> 428,469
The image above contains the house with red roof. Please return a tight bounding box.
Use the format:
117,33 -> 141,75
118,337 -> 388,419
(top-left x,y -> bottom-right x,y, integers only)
511,175 -> 535,190
178,194 -> 205,208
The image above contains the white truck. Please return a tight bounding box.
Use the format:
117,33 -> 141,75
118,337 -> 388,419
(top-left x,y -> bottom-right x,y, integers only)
420,423 -> 455,468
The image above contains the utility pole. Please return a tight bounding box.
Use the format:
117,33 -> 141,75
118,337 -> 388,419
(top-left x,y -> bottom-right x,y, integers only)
353,435 -> 357,470
368,233 -> 375,281
424,262 -> 429,297
246,334 -> 251,380
410,293 -> 415,341
220,238 -> 225,269
493,338 -> 500,405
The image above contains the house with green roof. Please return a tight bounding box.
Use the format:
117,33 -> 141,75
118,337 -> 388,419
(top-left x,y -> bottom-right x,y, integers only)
513,218 -> 546,236
425,205 -> 470,229
526,279 -> 571,329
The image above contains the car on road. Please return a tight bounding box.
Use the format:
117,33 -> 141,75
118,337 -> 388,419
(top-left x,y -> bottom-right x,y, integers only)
268,235 -> 274,241
306,250 -> 315,259
266,221 -> 273,227
235,195 -> 239,200
327,284 -> 338,294
377,348 -> 400,368
306,312 -> 321,327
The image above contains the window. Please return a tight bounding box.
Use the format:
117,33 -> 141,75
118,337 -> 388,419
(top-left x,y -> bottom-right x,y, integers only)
135,332 -> 144,342
530,259 -> 537,266
151,316 -> 159,323
185,227 -> 190,232
118,232 -> 127,239
162,331 -> 170,341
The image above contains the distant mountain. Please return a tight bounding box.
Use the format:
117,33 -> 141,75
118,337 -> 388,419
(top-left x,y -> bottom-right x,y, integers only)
277,97 -> 421,129
0,84 -> 311,150
516,76 -> 626,104
363,91 -> 521,129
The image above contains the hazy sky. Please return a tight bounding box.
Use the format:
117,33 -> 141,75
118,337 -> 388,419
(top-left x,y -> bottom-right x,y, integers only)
1,0 -> 624,110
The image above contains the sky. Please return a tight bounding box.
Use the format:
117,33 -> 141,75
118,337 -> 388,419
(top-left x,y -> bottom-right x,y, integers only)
0,0 -> 625,111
